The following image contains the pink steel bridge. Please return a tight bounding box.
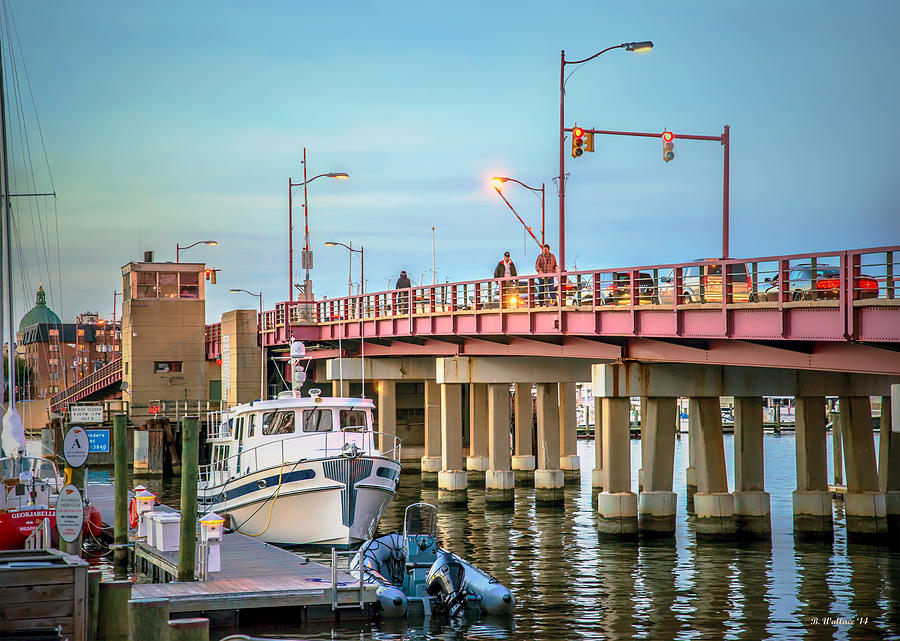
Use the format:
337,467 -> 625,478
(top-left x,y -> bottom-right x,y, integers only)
52,245 -> 900,413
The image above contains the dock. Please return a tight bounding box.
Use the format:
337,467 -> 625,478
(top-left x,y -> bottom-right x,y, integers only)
86,484 -> 376,620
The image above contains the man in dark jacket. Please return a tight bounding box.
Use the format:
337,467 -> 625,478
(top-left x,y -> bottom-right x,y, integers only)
494,252 -> 517,308
395,270 -> 411,313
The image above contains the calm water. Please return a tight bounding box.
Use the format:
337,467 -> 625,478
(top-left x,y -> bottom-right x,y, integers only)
116,433 -> 900,641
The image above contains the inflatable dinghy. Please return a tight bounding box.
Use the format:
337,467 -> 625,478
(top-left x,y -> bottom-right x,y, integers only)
354,503 -> 514,619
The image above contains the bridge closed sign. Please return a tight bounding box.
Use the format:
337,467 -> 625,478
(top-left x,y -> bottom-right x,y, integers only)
70,405 -> 103,424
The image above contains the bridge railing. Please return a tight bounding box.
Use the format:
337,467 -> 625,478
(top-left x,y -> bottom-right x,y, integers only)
50,357 -> 123,412
307,246 -> 897,324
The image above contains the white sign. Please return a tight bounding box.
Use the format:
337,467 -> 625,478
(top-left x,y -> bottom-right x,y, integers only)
63,426 -> 90,468
70,405 -> 104,424
221,335 -> 231,394
56,484 -> 84,543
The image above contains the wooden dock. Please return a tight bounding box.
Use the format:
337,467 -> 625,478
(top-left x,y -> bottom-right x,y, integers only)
86,484 -> 376,618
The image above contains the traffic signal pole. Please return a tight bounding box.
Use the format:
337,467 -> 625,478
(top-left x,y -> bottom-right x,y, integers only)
566,124 -> 731,259
558,50 -> 566,271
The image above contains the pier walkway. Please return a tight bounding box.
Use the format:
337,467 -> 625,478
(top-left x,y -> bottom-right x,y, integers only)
87,485 -> 374,616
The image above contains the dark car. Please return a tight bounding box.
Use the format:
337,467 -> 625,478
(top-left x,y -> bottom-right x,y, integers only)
602,271 -> 657,306
761,263 -> 879,301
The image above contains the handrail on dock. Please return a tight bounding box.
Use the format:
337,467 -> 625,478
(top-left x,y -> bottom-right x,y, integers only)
331,548 -> 364,610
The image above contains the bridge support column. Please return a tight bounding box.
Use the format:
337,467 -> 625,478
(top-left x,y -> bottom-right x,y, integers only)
692,397 -> 736,539
733,397 -> 771,539
438,383 -> 466,505
592,396 -> 603,490
793,396 -> 834,539
840,396 -> 887,542
421,380 -> 442,487
377,380 -> 397,454
638,397 -> 677,538
512,383 -> 535,486
597,397 -> 637,538
485,384 -> 514,505
559,383 -> 580,484
331,379 -> 350,397
534,383 -> 564,505
466,384 -> 489,486
880,388 -> 900,538
686,401 -> 698,513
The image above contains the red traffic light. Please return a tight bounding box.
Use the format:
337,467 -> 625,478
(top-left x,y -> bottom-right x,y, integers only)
662,131 -> 674,142
573,126 -> 585,139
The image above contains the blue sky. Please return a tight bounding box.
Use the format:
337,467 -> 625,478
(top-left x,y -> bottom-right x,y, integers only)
6,1 -> 899,322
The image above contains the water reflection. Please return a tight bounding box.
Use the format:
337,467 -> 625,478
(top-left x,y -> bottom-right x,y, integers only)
127,436 -> 898,641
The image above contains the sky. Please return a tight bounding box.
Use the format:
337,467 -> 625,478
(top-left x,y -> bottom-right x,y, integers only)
3,0 -> 899,323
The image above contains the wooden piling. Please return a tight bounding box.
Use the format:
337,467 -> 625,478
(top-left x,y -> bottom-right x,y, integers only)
178,416 -> 199,582
88,569 -> 101,641
98,579 -> 132,641
168,617 -> 209,641
114,414 -> 129,576
128,597 -> 169,641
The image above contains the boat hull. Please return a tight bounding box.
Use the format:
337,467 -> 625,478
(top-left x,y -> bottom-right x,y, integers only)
200,455 -> 399,546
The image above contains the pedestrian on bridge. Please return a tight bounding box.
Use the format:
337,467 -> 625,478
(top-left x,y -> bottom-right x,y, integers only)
535,244 -> 558,306
395,270 -> 411,313
494,252 -> 518,308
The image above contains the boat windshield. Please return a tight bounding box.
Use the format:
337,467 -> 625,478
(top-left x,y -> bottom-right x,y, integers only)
404,502 -> 437,539
1,456 -> 60,483
340,409 -> 368,431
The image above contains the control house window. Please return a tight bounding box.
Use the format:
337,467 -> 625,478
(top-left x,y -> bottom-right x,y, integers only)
154,361 -> 182,373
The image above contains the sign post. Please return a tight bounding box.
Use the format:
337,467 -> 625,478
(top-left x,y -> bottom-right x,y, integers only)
61,425 -> 89,556
56,484 -> 84,546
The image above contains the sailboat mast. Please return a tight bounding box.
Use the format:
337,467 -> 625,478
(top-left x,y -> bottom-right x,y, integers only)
0,28 -> 15,410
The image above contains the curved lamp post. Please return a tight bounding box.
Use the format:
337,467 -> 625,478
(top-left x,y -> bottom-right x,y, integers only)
324,241 -> 364,299
289,148 -> 349,301
176,239 -> 217,263
490,176 -> 545,249
558,40 -> 653,271
229,288 -> 265,399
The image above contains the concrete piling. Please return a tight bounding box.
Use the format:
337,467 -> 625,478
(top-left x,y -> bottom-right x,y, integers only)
420,379 -> 442,486
879,388 -> 900,537
438,383 -> 467,504
839,396 -> 887,541
591,396 -> 603,491
733,397 -> 771,539
178,416 -> 200,582
792,397 -> 833,539
512,383 -> 535,486
597,397 -> 638,538
534,383 -> 564,505
638,397 -> 677,538
466,383 -> 489,485
692,397 -> 736,539
558,382 -> 580,485
485,383 -> 515,505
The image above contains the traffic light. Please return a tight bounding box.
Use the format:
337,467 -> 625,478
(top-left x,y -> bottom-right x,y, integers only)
571,126 -> 585,157
205,268 -> 217,284
662,131 -> 675,162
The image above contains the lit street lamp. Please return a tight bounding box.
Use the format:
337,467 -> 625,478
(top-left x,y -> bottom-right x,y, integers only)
289,148 -> 349,302
490,176 -> 545,249
176,239 -> 217,263
558,40 -> 652,271
229,288 -> 266,400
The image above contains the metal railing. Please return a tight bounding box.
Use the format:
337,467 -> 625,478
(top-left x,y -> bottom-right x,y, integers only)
24,517 -> 52,550
49,357 -> 123,412
197,430 -> 402,488
331,548 -> 365,610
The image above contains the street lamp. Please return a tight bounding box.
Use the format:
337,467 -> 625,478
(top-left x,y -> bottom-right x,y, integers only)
289,147 -> 350,302
229,288 -> 266,400
176,240 -> 217,263
490,176 -> 546,249
324,241 -> 364,299
558,40 -> 652,271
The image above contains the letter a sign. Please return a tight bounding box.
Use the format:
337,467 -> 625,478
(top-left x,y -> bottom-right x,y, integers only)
64,426 -> 90,468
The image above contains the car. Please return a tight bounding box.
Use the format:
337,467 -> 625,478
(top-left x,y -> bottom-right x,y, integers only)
658,260 -> 752,304
602,271 -> 657,306
760,263 -> 879,301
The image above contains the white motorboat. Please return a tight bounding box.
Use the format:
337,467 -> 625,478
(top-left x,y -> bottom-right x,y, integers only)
197,386 -> 401,547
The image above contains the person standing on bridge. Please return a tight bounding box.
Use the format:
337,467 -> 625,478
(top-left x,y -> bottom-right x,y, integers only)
494,251 -> 518,308
394,270 -> 411,314
535,243 -> 558,306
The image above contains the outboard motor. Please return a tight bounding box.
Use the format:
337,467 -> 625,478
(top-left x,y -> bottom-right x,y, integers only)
425,551 -> 467,618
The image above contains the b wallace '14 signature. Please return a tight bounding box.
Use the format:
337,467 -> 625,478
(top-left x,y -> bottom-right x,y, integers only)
809,616 -> 870,626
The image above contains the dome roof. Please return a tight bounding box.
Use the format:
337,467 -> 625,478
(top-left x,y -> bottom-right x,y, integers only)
18,284 -> 62,333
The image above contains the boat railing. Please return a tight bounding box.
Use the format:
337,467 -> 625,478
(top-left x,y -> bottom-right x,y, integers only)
198,430 -> 402,488
205,409 -> 235,441
1,456 -> 62,492
24,517 -> 52,550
